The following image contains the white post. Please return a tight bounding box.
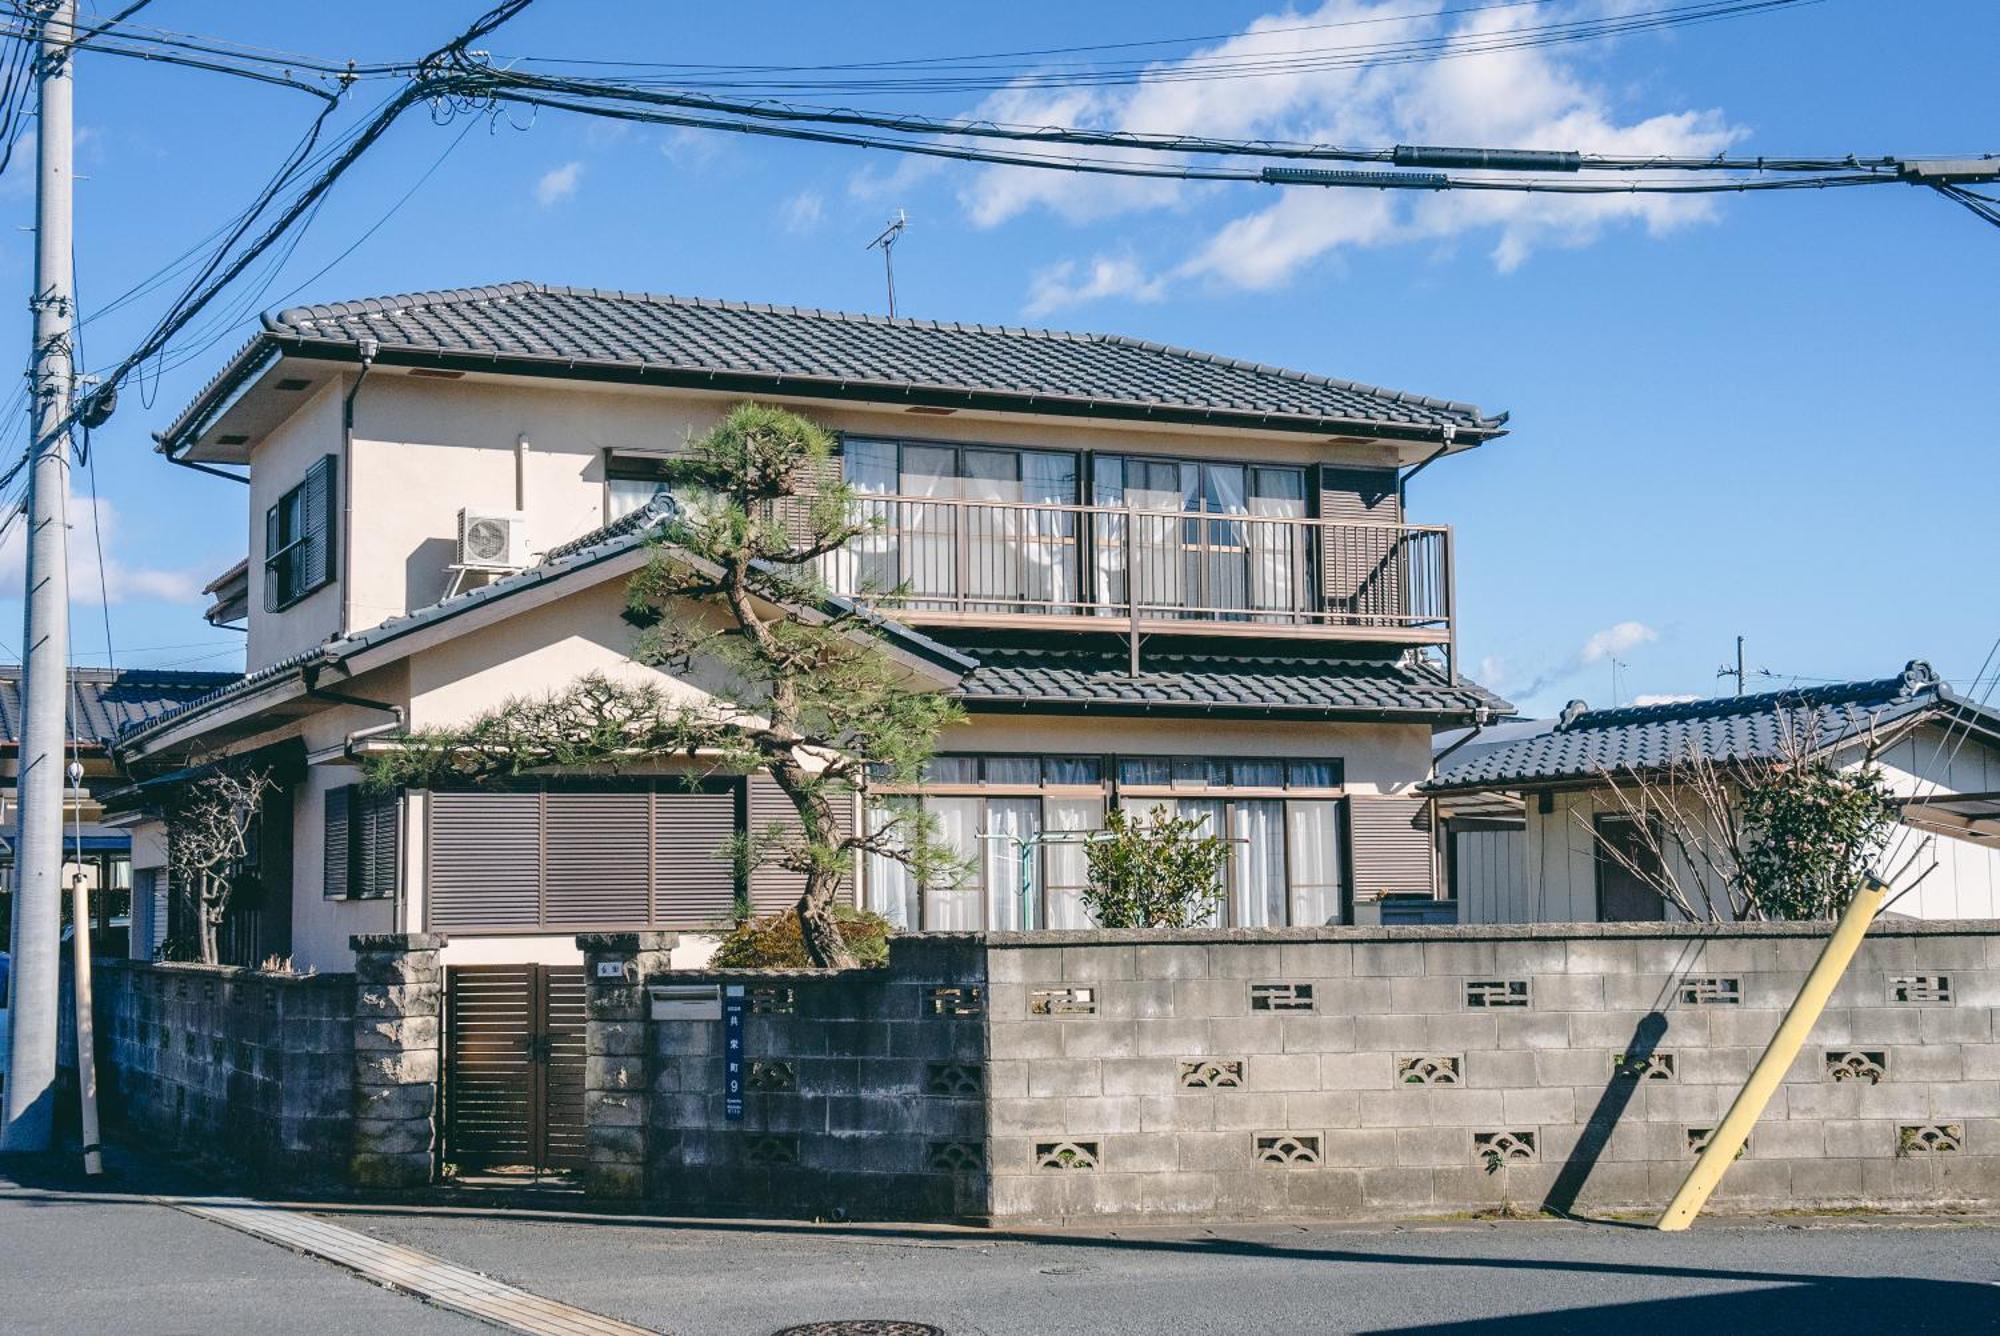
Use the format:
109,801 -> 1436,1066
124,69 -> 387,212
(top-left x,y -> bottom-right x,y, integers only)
69,869 -> 101,1175
2,0 -> 77,1154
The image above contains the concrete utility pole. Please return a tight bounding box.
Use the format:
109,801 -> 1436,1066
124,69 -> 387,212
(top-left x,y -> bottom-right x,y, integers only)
2,0 -> 76,1154
1716,635 -> 1746,697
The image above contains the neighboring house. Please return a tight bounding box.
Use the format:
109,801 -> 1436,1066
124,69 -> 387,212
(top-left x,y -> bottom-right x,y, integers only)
0,665 -> 236,954
1426,662 -> 2000,924
114,281 -> 1510,974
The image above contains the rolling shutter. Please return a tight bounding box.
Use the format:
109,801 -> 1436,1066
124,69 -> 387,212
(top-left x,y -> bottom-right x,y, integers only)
1318,466 -> 1403,621
654,788 -> 738,928
1347,794 -> 1435,897
543,789 -> 651,928
323,785 -> 351,899
746,774 -> 855,913
429,790 -> 543,929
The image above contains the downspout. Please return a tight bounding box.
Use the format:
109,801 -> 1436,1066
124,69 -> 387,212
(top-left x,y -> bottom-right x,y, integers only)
515,432 -> 530,512
302,665 -> 405,761
339,335 -> 379,638
1398,424 -> 1456,681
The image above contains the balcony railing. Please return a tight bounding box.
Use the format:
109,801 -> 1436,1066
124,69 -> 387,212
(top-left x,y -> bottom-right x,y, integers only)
821,494 -> 1452,638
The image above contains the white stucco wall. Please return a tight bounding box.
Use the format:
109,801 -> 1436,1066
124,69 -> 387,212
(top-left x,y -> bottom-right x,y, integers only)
246,382 -> 344,671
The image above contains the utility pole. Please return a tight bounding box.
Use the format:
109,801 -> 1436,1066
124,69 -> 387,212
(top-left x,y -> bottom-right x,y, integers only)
865,210 -> 907,318
2,0 -> 76,1154
1717,635 -> 1745,697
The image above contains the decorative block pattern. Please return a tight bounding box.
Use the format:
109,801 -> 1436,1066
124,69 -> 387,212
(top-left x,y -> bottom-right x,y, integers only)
1030,986 -> 1098,1017
1473,1130 -> 1537,1166
1035,1140 -> 1100,1171
1890,975 -> 1952,1004
925,1062 -> 983,1098
748,986 -> 796,1015
745,1134 -> 799,1165
1249,982 -> 1315,1011
1612,1051 -> 1676,1081
927,1141 -> 984,1172
1464,979 -> 1530,1008
1397,1055 -> 1462,1086
1180,1058 -> 1247,1089
746,1059 -> 796,1093
1687,1127 -> 1749,1159
1898,1124 -> 1962,1155
1826,1050 -> 1888,1084
1254,1133 -> 1323,1166
929,985 -> 984,1017
1679,977 -> 1742,1005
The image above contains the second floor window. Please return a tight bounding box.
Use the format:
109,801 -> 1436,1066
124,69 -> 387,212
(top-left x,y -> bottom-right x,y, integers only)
264,455 -> 335,611
605,450 -> 677,521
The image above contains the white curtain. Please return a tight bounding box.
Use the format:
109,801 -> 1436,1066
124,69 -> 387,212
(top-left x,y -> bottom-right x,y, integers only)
864,799 -> 920,930
1286,800 -> 1344,925
1231,799 -> 1287,928
1171,798 -> 1228,928
923,796 -> 983,930
901,445 -> 957,608
1248,471 -> 1308,621
841,439 -> 898,598
1020,452 -> 1077,612
982,797 -> 1041,930
1043,795 -> 1102,929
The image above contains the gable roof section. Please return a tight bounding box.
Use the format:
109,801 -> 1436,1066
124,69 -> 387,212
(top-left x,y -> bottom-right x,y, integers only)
1424,661 -> 1999,793
159,282 -> 1507,456
114,499 -> 974,754
947,637 -> 1506,721
0,666 -> 241,750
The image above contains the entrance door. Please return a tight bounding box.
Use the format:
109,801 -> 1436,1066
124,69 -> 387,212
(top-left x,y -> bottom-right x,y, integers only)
443,964 -> 587,1176
1594,815 -> 1668,922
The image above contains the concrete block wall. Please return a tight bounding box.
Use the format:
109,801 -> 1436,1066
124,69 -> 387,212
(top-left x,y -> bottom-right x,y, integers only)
630,921 -> 1998,1223
94,960 -> 354,1181
982,923 -> 1999,1220
645,935 -> 989,1220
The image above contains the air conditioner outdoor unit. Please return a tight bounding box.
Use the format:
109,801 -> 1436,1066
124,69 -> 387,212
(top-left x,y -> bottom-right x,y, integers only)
456,508 -> 528,571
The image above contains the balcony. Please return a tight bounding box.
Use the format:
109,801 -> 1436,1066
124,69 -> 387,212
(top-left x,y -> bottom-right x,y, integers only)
823,495 -> 1452,643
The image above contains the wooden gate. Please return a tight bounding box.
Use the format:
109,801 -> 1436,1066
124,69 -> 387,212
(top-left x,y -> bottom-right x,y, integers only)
443,964 -> 588,1175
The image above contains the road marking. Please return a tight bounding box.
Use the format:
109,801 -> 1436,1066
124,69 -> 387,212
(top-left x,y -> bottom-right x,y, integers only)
174,1198 -> 664,1336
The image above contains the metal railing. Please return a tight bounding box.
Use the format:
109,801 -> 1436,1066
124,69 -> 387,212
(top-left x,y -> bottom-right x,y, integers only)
822,494 -> 1451,633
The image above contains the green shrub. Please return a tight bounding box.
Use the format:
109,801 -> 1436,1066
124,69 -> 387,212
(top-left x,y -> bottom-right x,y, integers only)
1081,804 -> 1229,929
710,904 -> 896,969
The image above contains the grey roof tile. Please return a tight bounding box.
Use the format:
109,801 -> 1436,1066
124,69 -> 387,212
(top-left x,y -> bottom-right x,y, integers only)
163,282 -> 1506,451
948,638 -> 1504,719
1425,661 -> 1997,791
0,665 -> 242,748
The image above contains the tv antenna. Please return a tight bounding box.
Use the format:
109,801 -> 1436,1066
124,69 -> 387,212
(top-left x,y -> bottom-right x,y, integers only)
866,210 -> 907,317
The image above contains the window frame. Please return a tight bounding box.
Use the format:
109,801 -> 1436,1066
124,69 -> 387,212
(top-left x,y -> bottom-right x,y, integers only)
264,454 -> 336,612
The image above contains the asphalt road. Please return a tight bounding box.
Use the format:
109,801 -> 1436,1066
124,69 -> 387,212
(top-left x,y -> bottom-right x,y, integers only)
5,1154 -> 1997,1336
323,1202 -> 2000,1336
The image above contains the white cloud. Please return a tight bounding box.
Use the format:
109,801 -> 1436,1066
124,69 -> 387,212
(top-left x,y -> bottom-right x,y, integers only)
0,487 -> 206,607
780,189 -> 825,234
1580,620 -> 1659,664
1632,693 -> 1699,706
933,1 -> 1744,306
534,161 -> 584,207
1024,255 -> 1167,316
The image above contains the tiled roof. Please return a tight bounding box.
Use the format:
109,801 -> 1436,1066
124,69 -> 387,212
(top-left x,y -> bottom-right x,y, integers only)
115,500 -> 974,750
0,666 -> 242,748
1425,661 -> 1998,792
161,282 -> 1506,451
948,638 -> 1504,719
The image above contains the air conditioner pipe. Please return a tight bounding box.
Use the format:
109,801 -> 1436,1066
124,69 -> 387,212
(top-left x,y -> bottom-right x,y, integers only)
338,335 -> 379,638
515,432 -> 530,512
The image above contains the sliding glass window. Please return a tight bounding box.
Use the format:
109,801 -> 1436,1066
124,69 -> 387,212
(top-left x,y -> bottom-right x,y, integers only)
1092,456 -> 1310,621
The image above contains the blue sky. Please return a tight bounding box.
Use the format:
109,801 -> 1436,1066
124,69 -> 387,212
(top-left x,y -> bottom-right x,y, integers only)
0,0 -> 1993,715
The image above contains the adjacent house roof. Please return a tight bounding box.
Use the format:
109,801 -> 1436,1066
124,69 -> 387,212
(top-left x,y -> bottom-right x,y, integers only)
114,499 -> 976,754
1424,661 -> 1999,793
946,637 -> 1506,721
0,665 -> 242,750
159,282 -> 1507,455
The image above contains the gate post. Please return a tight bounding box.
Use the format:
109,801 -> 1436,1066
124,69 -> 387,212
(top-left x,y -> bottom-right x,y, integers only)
350,932 -> 448,1189
577,931 -> 677,1198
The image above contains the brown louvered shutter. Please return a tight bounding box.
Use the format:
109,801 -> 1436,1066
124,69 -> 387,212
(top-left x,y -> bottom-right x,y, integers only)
653,788 -> 739,928
543,790 -> 651,928
353,788 -> 400,900
778,443 -> 844,543
1318,466 -> 1403,622
428,790 -> 543,930
1347,794 -> 1435,897
323,785 -> 351,899
746,773 -> 855,913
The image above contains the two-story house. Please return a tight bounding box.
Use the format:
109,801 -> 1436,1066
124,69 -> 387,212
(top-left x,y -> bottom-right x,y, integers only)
114,282 -> 1509,977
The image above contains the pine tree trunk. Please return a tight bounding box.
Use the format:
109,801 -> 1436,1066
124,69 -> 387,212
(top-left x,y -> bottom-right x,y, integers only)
797,871 -> 858,970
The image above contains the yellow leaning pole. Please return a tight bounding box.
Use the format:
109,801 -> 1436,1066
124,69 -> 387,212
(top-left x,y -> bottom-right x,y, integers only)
1656,875 -> 1889,1230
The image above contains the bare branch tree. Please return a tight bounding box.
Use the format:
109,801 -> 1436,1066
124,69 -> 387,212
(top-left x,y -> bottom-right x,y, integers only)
163,763 -> 277,965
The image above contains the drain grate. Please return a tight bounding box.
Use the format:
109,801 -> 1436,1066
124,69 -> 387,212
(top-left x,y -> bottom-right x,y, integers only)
771,1324 -> 946,1336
